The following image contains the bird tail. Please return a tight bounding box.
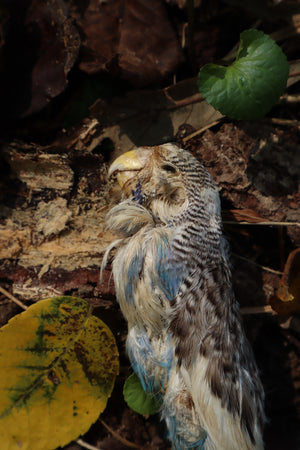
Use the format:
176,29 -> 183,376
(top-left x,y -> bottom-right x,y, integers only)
162,366 -> 208,449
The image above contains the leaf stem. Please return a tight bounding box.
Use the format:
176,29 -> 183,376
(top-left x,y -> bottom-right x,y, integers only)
100,419 -> 142,449
223,221 -> 300,227
182,118 -> 223,142
0,285 -> 27,310
240,305 -> 276,315
231,253 -> 283,276
77,438 -> 102,450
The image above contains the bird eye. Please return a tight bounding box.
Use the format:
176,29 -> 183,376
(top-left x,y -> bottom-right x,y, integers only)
161,164 -> 176,173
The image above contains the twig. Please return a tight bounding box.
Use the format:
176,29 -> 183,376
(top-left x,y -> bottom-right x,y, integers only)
241,305 -> 276,315
231,253 -> 283,276
0,286 -> 27,310
270,25 -> 300,43
223,221 -> 300,228
182,118 -> 224,142
164,91 -> 204,110
289,71 -> 300,78
280,94 -> 300,103
100,419 -> 142,449
181,22 -> 188,48
266,118 -> 300,128
77,438 -> 101,450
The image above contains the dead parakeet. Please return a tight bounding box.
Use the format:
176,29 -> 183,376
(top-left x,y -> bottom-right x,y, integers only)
102,143 -> 265,449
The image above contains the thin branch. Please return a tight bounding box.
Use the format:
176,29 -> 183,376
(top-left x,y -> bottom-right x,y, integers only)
280,94 -> 300,103
182,118 -> 224,142
100,419 -> 142,449
231,253 -> 283,276
0,286 -> 28,310
164,91 -> 204,110
77,438 -> 101,450
181,22 -> 188,49
289,71 -> 300,77
270,25 -> 300,43
267,117 -> 300,128
223,221 -> 300,228
241,305 -> 276,315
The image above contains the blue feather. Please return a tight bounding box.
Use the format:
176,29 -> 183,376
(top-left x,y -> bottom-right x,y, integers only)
132,181 -> 142,203
125,252 -> 143,304
155,236 -> 184,301
125,234 -> 185,306
166,414 -> 207,449
128,332 -> 156,392
127,329 -> 173,394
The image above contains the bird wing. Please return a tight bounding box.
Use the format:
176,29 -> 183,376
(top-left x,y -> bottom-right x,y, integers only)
169,260 -> 264,450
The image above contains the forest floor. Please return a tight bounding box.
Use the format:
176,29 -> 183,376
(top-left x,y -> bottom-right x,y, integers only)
0,1 -> 300,449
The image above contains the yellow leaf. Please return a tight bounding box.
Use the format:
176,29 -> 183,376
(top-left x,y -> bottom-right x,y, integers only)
0,296 -> 119,450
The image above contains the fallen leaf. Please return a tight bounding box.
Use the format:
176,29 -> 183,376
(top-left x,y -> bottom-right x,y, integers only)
89,77 -> 223,158
25,0 -> 80,116
0,296 -> 119,450
76,0 -> 182,86
0,0 -> 80,118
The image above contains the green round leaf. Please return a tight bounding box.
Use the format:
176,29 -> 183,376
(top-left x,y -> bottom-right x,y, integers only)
198,29 -> 289,120
123,373 -> 161,416
0,296 -> 119,450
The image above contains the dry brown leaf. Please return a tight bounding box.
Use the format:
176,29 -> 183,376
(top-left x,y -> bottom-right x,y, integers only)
89,77 -> 223,158
76,0 -> 183,85
0,0 -> 80,118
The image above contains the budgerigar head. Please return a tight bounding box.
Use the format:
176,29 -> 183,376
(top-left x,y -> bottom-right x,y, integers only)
108,143 -> 220,223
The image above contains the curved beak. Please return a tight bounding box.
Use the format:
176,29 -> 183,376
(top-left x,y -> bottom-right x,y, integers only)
108,148 -> 152,188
